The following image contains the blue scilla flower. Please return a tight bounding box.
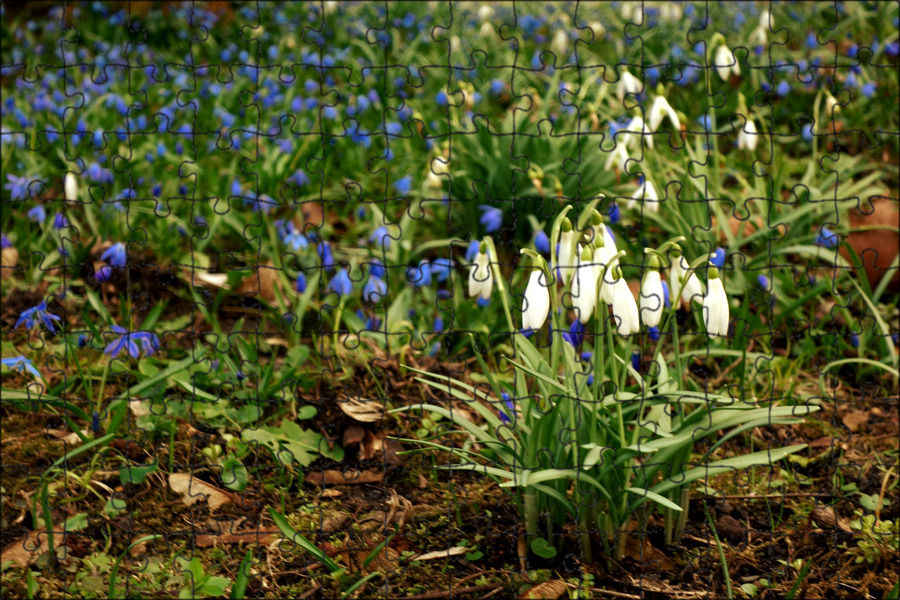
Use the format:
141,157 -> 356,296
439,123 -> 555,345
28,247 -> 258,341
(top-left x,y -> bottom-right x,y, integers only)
318,241 -> 334,272
101,242 -> 127,267
363,275 -> 387,304
370,226 -> 391,248
394,176 -> 412,196
757,274 -> 770,290
776,80 -> 790,97
465,239 -> 481,263
534,230 -> 550,254
95,264 -> 113,282
328,268 -> 353,297
861,82 -> 876,98
1,234 -> 11,248
28,204 -> 47,224
369,259 -> 386,280
563,319 -> 585,348
711,247 -> 726,269
608,202 -> 621,225
499,392 -> 516,426
231,179 -> 242,197
478,205 -> 503,233
290,169 -> 310,187
295,272 -> 307,293
16,301 -> 61,333
1,355 -> 42,378
850,332 -> 860,348
436,90 -> 448,107
801,123 -> 814,143
431,258 -> 453,282
53,212 -> 68,229
648,326 -> 660,341
284,227 -> 309,251
104,325 -> 159,359
407,260 -> 432,286
631,350 -> 640,372
490,79 -> 505,95
434,316 -> 444,332
660,281 -> 671,309
816,226 -> 839,248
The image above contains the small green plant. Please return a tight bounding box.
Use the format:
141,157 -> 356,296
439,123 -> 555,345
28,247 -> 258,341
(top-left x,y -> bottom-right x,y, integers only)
396,201 -> 818,561
848,512 -> 900,565
174,557 -> 232,599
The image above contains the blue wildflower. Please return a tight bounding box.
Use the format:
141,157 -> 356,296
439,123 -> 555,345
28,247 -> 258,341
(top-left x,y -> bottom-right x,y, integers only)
434,316 -> 444,332
15,301 -> 61,333
53,212 -> 68,229
563,319 -> 585,349
370,226 -> 392,248
465,240 -> 481,263
757,274 -> 770,290
283,227 -> 309,251
534,230 -> 550,254
328,268 -> 353,297
431,258 -> 453,282
631,350 -> 640,372
608,202 -> 621,224
104,325 -> 159,359
490,79 -> 505,95
318,241 -> 334,272
295,272 -> 307,293
660,281 -> 671,309
95,265 -> 113,282
77,334 -> 88,348
363,275 -> 387,304
407,260 -> 432,286
231,179 -> 242,197
1,355 -> 42,378
816,226 -> 839,248
648,326 -> 660,341
369,259 -> 386,279
499,392 -> 516,425
851,332 -> 860,348
476,297 -> 490,307
101,242 -> 127,267
776,80 -> 790,97
290,169 -> 310,187
861,82 -> 876,98
710,248 -> 726,269
478,205 -> 503,233
28,204 -> 47,224
436,90 -> 448,107
1,234 -> 11,248
394,176 -> 412,196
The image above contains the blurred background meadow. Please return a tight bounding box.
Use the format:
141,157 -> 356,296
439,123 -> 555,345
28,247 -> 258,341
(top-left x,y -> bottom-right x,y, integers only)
1,2 -> 898,598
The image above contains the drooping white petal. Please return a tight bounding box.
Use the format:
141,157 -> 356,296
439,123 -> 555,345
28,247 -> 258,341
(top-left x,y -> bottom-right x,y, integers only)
629,180 -> 660,213
617,70 -> 642,102
640,270 -> 664,327
571,247 -> 598,323
522,269 -> 551,331
610,277 -> 640,336
736,118 -> 758,151
604,141 -> 630,172
557,230 -> 577,282
715,45 -> 736,81
648,95 -> 680,133
64,173 -> 78,202
669,254 -> 704,304
703,275 -> 730,337
622,115 -> 652,150
468,251 -> 493,301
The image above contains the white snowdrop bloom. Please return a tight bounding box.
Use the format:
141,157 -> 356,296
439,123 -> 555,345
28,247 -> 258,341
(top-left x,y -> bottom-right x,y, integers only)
659,3 -> 683,22
571,246 -> 598,324
622,115 -> 652,150
604,142 -> 630,172
647,94 -> 681,133
468,244 -> 493,301
736,118 -> 758,151
703,266 -> 730,337
669,253 -> 704,304
480,22 -> 494,40
588,21 -> 605,41
824,90 -> 840,116
609,270 -> 640,336
617,69 -> 642,102
552,30 -> 569,57
557,224 -> 577,282
450,35 -> 461,53
522,268 -> 551,332
759,9 -> 774,30
640,264 -> 664,328
478,5 -> 494,21
64,172 -> 78,202
626,178 -> 660,213
714,44 -> 740,81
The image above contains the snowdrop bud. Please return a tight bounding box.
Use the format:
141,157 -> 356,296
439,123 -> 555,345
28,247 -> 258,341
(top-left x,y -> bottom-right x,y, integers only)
640,255 -> 664,328
571,246 -> 598,324
480,22 -> 494,39
478,5 -> 494,21
552,30 -> 569,57
557,218 -> 576,282
468,242 -> 493,301
824,90 -> 840,116
617,69 -> 642,102
715,44 -> 740,81
736,118 -> 758,151
450,35 -> 461,53
648,94 -> 681,133
669,252 -> 704,304
627,178 -> 659,212
604,142 -> 630,172
703,266 -> 729,338
522,265 -> 551,333
64,172 -> 77,202
588,21 -> 605,41
610,268 -> 640,336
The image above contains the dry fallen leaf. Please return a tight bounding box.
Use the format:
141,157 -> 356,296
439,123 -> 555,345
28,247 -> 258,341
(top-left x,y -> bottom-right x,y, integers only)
169,473 -> 234,511
518,580 -> 569,600
304,469 -> 383,486
842,410 -> 869,433
195,530 -> 279,548
1,529 -> 52,568
412,546 -> 468,562
338,396 -> 385,423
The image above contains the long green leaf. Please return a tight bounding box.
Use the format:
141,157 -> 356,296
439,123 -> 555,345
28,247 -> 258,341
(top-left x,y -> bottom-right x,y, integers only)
268,508 -> 341,573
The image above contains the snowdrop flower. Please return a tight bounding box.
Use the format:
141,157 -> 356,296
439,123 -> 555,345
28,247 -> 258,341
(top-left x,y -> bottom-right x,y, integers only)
616,68 -> 642,102
824,90 -> 840,116
64,172 -> 77,202
714,44 -> 740,81
621,114 -> 652,150
702,265 -> 729,338
626,177 -> 659,212
736,117 -> 758,151
659,3 -> 683,21
640,256 -> 664,328
552,30 -> 569,57
557,219 -> 576,283
604,142 -> 630,172
571,245 -> 598,324
647,93 -> 681,133
609,268 -> 640,336
478,5 -> 494,21
521,263 -> 551,333
669,252 -> 704,304
468,242 -> 493,302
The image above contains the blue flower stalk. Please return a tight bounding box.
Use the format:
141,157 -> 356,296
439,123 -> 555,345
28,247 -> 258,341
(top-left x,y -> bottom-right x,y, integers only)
16,301 -> 61,333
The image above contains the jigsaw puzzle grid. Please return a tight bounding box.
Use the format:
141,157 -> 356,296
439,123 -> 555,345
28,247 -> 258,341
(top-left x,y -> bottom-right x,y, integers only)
1,1 -> 898,599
